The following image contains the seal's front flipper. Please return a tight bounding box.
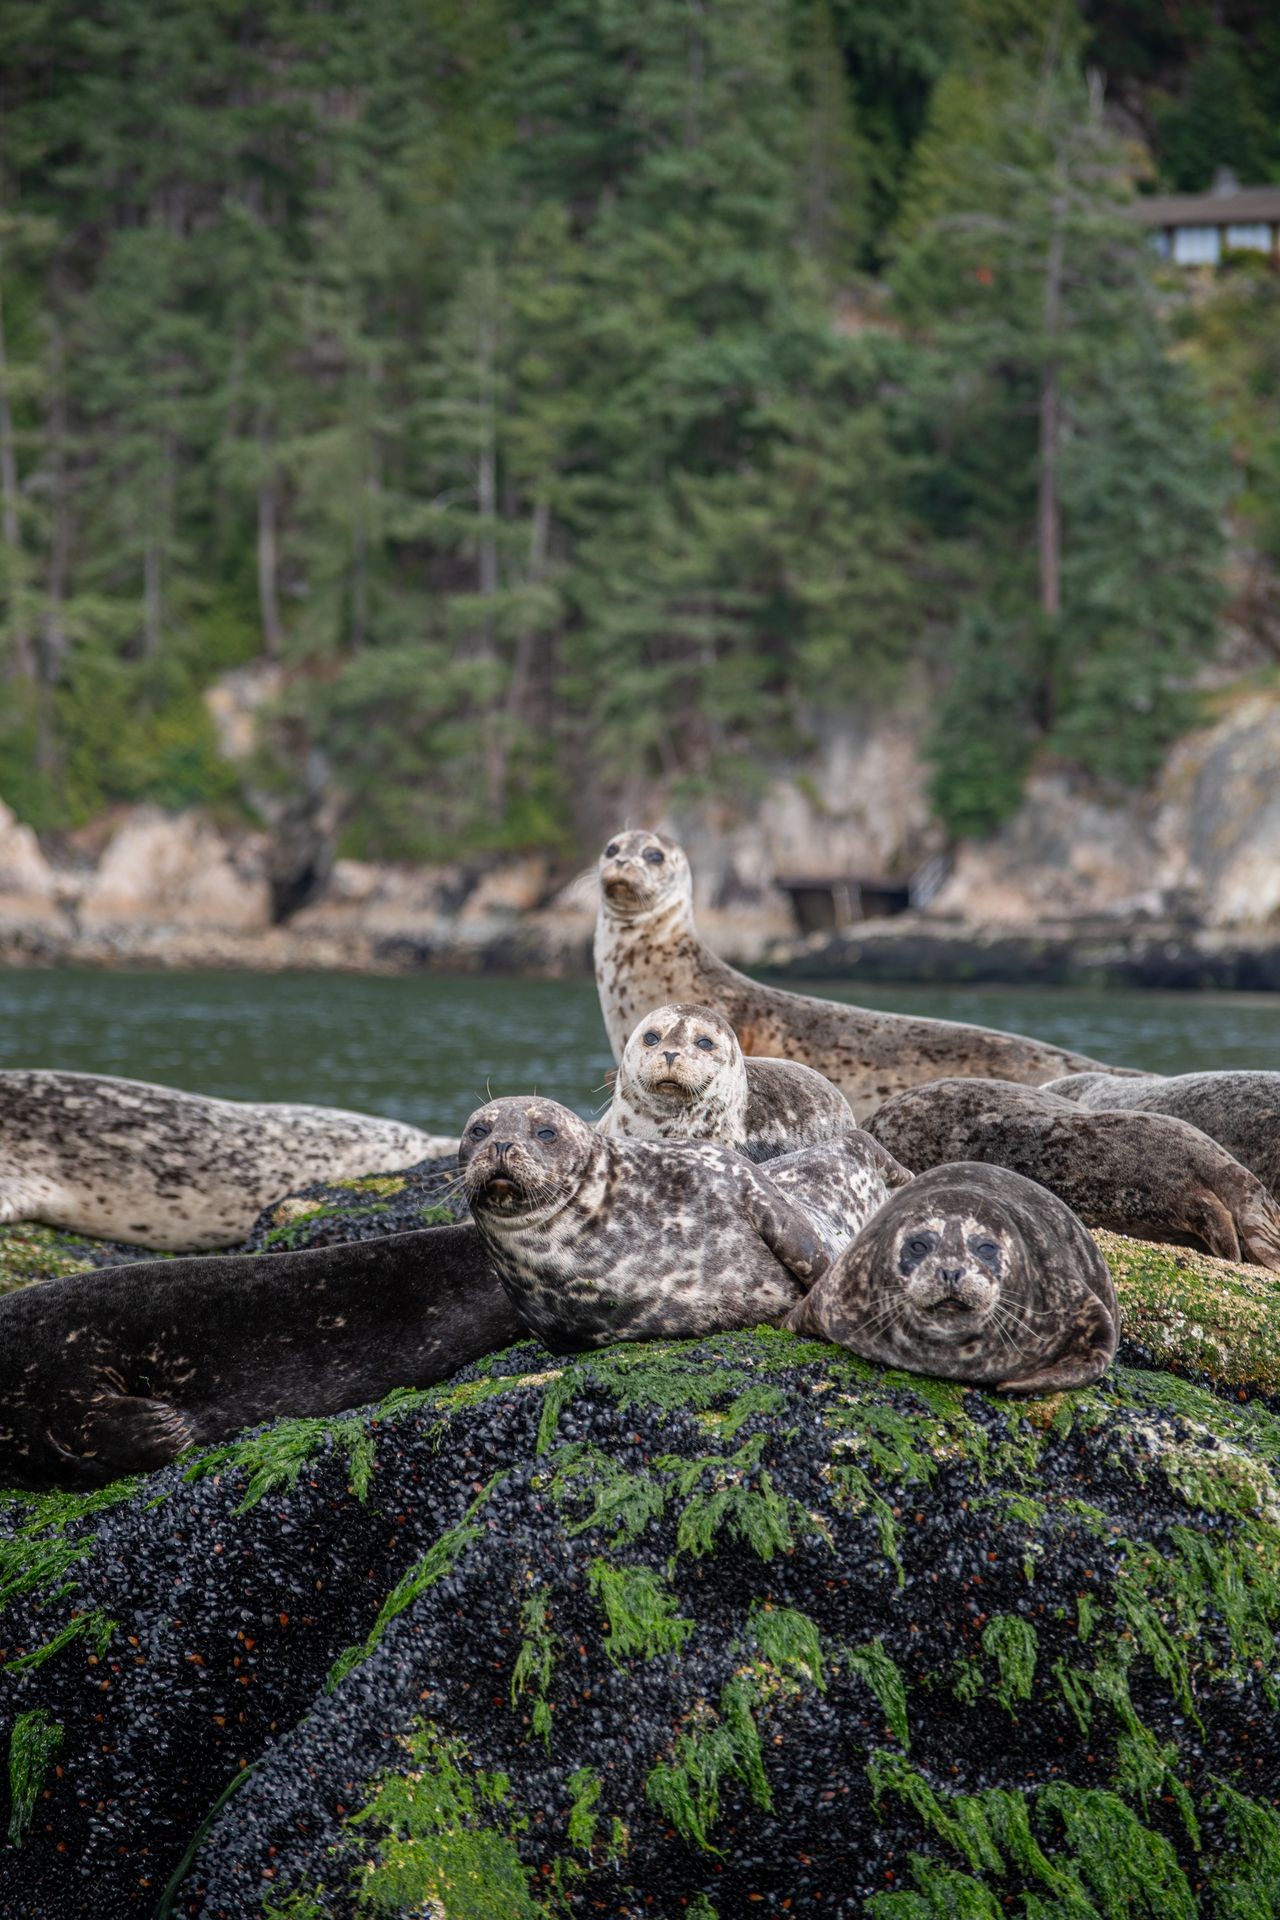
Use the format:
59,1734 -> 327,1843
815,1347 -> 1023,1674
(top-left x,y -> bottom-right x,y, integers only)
77,1391 -> 193,1475
741,1166 -> 831,1290
997,1293 -> 1117,1396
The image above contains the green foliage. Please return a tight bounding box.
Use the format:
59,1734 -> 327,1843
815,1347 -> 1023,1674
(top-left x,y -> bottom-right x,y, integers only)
186,1414 -> 378,1513
587,1560 -> 695,1665
981,1614 -> 1038,1713
848,1639 -> 911,1747
510,1587 -> 559,1743
6,1708 -> 63,1846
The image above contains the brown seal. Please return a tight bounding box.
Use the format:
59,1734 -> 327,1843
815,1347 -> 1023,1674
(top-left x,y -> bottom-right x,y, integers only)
0,1069 -> 456,1251
786,1161 -> 1118,1394
593,831 -> 1129,1113
600,1002 -> 855,1160
865,1077 -> 1280,1271
459,1095 -> 830,1352
1044,1069 -> 1280,1201
0,1225 -> 519,1493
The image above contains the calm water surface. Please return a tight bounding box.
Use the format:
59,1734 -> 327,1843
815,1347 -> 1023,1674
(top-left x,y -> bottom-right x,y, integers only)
2,969 -> 1277,1135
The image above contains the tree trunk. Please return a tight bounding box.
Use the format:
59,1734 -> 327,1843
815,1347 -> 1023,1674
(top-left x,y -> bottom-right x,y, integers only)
257,421 -> 282,657
1037,178 -> 1065,624
475,308 -> 506,818
37,305 -> 70,781
505,494 -> 550,734
0,244 -> 33,678
143,431 -> 173,659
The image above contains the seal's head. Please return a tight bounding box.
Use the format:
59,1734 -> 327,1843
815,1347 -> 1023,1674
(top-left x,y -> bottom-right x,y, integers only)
597,830 -> 691,921
891,1208 -> 1016,1346
620,1003 -> 741,1112
459,1096 -> 594,1219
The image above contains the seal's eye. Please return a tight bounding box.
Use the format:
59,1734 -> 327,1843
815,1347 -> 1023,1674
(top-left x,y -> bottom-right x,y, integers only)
469,1123 -> 490,1140
642,1031 -> 660,1047
905,1234 -> 937,1259
535,1126 -> 557,1143
695,1036 -> 715,1051
605,842 -> 619,858
971,1239 -> 1001,1265
643,847 -> 665,864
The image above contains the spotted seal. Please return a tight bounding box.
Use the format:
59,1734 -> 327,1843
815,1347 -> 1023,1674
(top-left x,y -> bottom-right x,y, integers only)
459,1095 -> 830,1351
1044,1070 -> 1280,1200
594,831 -> 1129,1112
0,1069 -> 457,1251
865,1077 -> 1280,1271
600,1002 -> 854,1160
786,1161 -> 1118,1394
0,1225 -> 520,1492
761,1131 -> 914,1259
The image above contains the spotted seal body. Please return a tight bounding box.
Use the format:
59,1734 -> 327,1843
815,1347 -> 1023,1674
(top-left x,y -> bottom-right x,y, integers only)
865,1077 -> 1280,1271
600,1002 -> 854,1160
1044,1070 -> 1280,1200
0,1225 -> 519,1492
0,1069 -> 456,1251
593,831 -> 1130,1114
460,1095 -> 830,1352
786,1161 -> 1118,1394
762,1131 -> 914,1259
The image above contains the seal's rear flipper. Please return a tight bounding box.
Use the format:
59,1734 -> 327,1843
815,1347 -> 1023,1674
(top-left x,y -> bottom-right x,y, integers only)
77,1393 -> 193,1475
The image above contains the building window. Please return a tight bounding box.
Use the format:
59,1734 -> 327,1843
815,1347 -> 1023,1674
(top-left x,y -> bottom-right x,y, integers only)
1226,223 -> 1272,252
1172,225 -> 1222,265
1150,230 -> 1171,258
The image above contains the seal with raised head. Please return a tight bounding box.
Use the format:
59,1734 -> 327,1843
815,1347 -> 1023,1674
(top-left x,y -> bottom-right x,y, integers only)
600,1001 -> 855,1160
593,830 -> 1129,1112
786,1161 -> 1118,1395
865,1077 -> 1280,1271
460,1095 -> 830,1352
0,1069 -> 457,1251
1044,1069 -> 1280,1200
0,1224 -> 520,1493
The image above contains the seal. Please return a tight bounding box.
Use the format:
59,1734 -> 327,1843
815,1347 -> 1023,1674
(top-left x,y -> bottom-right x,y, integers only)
1044,1069 -> 1280,1200
865,1077 -> 1280,1271
594,830 -> 1130,1112
0,1069 -> 457,1252
599,1002 -> 855,1160
761,1130 -> 914,1259
0,1224 -> 521,1493
459,1094 -> 831,1352
785,1161 -> 1118,1394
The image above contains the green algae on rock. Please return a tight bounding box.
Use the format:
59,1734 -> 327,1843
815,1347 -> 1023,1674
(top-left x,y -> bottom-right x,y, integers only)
1101,1228 -> 1280,1404
0,1223 -> 98,1295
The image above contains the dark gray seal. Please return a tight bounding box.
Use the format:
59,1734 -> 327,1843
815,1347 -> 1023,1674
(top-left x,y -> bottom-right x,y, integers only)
786,1161 -> 1118,1395
865,1077 -> 1280,1271
0,1225 -> 519,1492
600,1001 -> 854,1160
593,830 -> 1131,1113
0,1069 -> 456,1251
763,1130 -> 914,1259
1044,1069 -> 1280,1200
459,1095 -> 830,1352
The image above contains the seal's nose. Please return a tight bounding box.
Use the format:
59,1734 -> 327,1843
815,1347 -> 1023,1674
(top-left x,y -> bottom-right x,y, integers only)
939,1267 -> 964,1289
663,1051 -> 678,1066
495,1140 -> 512,1157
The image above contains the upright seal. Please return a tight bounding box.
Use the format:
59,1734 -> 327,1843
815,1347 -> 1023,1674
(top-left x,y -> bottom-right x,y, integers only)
0,1225 -> 520,1492
0,1069 -> 457,1251
593,831 -> 1128,1112
460,1095 -> 830,1351
786,1161 -> 1118,1395
600,1001 -> 855,1159
1044,1069 -> 1280,1200
865,1077 -> 1280,1270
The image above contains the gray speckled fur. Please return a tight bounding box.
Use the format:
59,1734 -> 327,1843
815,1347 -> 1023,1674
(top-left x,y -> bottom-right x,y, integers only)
461,1096 -> 830,1352
600,1001 -> 854,1160
1044,1069 -> 1280,1201
0,1224 -> 518,1492
0,1069 -> 455,1251
866,1076 -> 1280,1272
594,831 -> 1131,1115
787,1161 -> 1118,1394
762,1130 -> 914,1258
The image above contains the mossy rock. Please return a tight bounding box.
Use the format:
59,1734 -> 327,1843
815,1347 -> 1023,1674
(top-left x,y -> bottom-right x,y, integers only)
2,1329 -> 1279,1916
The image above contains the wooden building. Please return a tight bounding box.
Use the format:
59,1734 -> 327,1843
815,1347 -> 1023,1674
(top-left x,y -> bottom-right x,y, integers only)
1132,174 -> 1280,267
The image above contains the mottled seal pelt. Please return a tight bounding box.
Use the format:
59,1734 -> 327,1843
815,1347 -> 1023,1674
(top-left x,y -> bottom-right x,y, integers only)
594,830 -> 1130,1112
600,1001 -> 854,1159
0,1069 -> 456,1251
1044,1069 -> 1280,1201
0,1225 -> 519,1493
760,1131 -> 914,1260
786,1161 -> 1118,1395
459,1095 -> 831,1352
865,1077 -> 1280,1272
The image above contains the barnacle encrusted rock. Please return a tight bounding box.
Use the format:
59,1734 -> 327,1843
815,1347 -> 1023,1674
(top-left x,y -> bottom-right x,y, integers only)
1,1321 -> 1279,1917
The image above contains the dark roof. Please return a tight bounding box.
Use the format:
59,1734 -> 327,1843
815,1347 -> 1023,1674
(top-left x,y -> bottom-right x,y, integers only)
1131,184 -> 1280,227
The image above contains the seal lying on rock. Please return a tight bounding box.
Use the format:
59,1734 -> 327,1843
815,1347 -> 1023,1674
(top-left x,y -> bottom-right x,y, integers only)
0,1225 -> 519,1492
761,1131 -> 914,1259
0,1069 -> 457,1251
593,830 -> 1129,1112
865,1077 -> 1280,1271
460,1095 -> 830,1351
1044,1069 -> 1280,1200
599,1001 -> 854,1159
787,1161 -> 1119,1394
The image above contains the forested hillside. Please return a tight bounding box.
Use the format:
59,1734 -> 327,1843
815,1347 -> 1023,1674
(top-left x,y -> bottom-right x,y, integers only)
0,0 -> 1276,862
